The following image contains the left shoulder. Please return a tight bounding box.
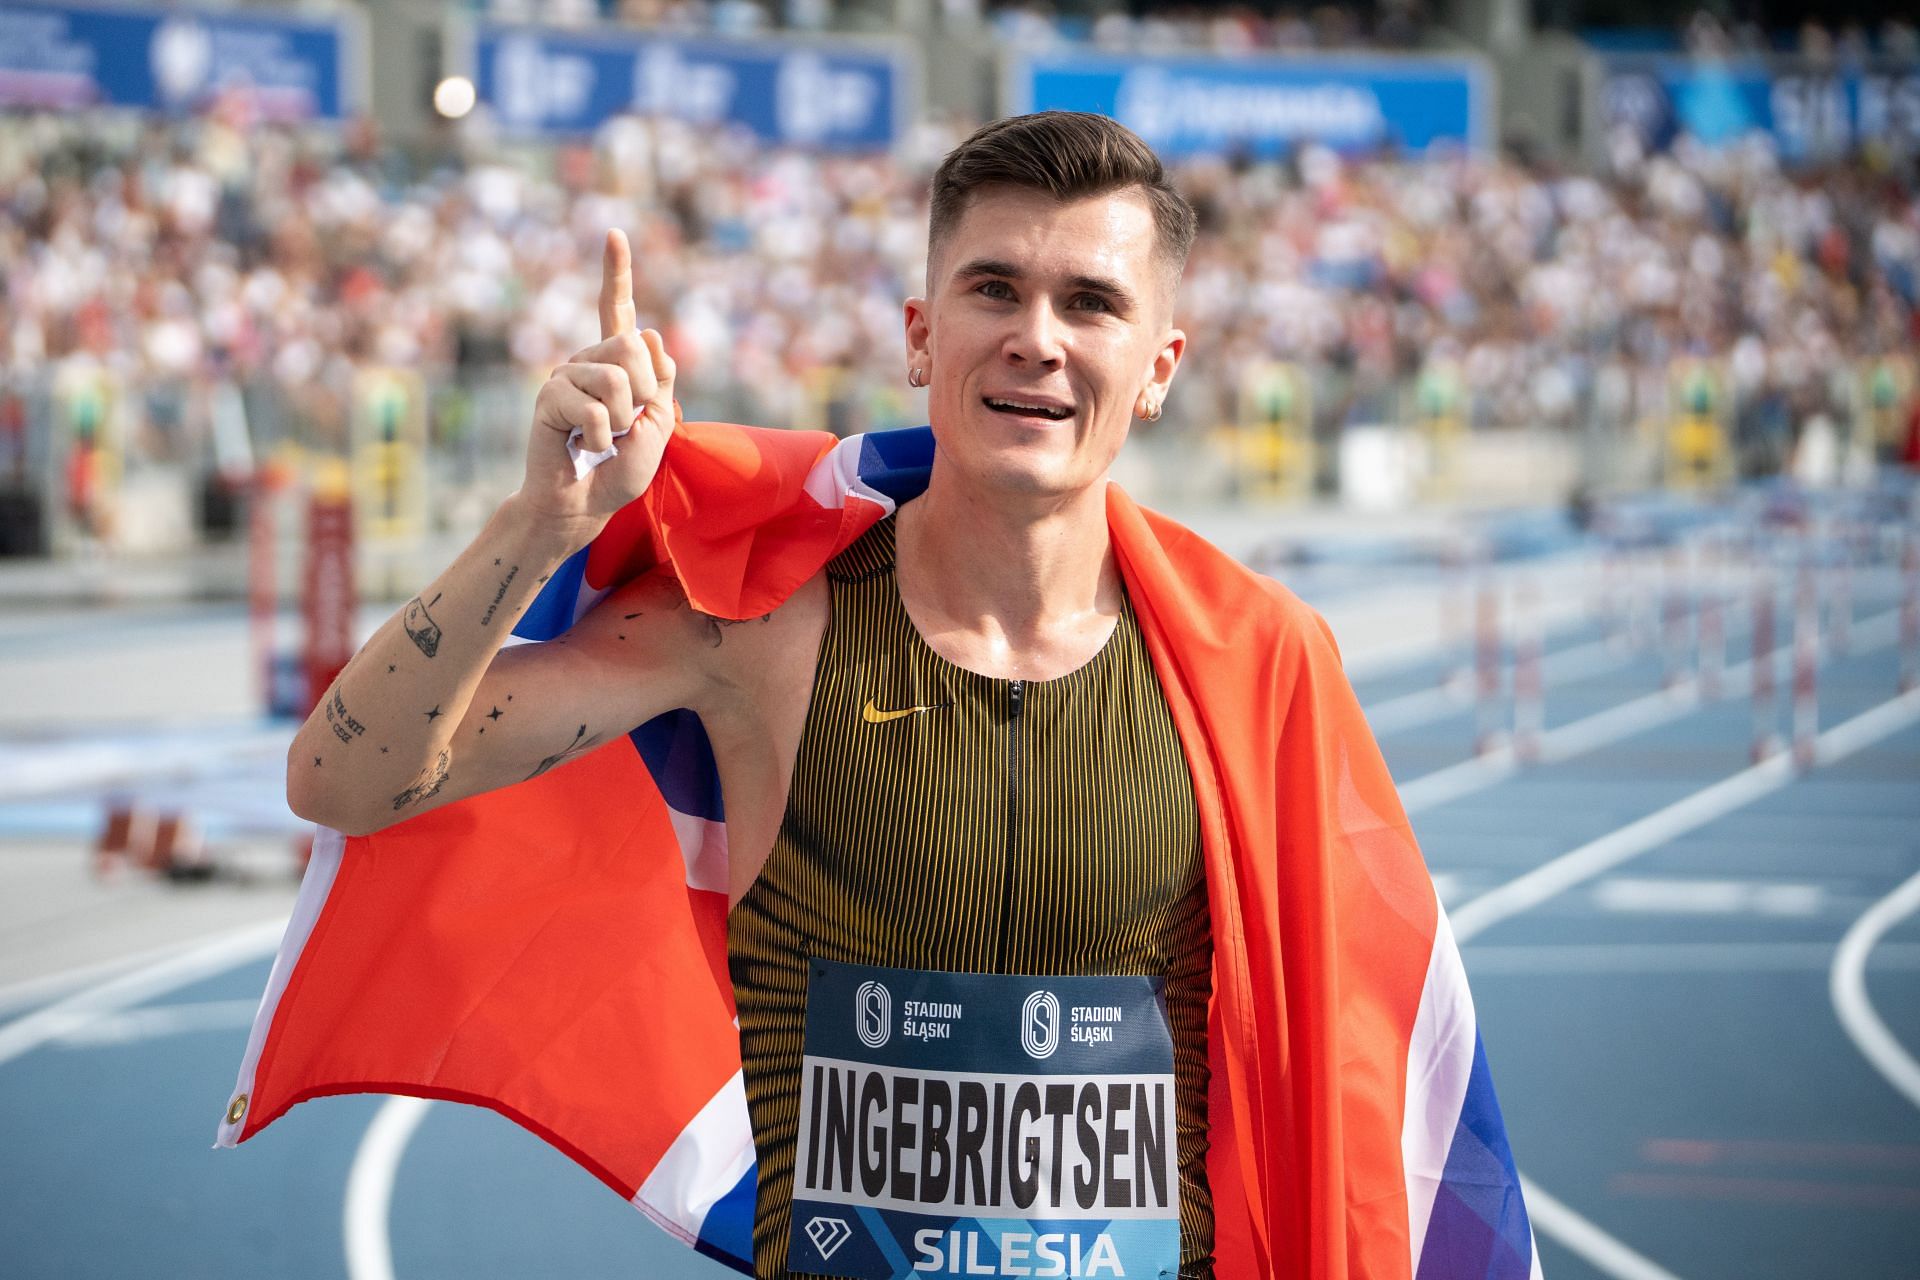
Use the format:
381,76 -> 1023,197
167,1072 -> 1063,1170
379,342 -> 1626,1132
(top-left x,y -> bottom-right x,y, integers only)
1109,491 -> 1344,672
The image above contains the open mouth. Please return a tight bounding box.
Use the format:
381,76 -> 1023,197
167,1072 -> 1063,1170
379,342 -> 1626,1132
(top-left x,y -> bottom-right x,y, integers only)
982,396 -> 1074,422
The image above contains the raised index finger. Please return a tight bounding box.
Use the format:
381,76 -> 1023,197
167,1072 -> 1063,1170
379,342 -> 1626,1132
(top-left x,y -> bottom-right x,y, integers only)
599,228 -> 636,340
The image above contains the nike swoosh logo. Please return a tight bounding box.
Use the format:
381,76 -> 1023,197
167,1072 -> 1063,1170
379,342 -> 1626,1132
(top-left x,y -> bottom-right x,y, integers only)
862,699 -> 950,724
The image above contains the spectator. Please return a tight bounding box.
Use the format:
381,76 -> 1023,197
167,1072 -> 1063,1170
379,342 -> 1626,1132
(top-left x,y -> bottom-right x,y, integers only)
0,103 -> 1913,492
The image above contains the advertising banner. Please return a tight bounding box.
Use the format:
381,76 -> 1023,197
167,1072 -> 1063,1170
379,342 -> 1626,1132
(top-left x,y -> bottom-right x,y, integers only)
1602,57 -> 1920,161
472,24 -> 906,149
0,0 -> 356,120
1008,52 -> 1488,157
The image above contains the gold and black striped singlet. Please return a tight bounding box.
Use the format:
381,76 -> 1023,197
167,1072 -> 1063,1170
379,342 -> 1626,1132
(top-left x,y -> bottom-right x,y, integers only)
727,514 -> 1215,1279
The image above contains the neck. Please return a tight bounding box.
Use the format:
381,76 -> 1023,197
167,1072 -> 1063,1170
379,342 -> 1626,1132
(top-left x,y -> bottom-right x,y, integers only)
895,467 -> 1121,680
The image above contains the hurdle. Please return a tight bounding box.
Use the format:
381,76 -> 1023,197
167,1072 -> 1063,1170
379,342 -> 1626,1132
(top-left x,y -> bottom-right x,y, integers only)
1901,529 -> 1919,696
1791,558 -> 1819,773
1830,519 -> 1853,656
1660,545 -> 1687,689
1751,552 -> 1778,763
1442,539 -> 1470,691
1474,574 -> 1505,757
1513,574 -> 1543,764
1601,543 -> 1628,654
1698,530 -> 1725,700
94,799 -> 155,880
1629,547 -> 1656,651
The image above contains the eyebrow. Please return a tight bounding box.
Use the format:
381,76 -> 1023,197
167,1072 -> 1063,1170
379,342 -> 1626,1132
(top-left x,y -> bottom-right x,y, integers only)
952,257 -> 1136,309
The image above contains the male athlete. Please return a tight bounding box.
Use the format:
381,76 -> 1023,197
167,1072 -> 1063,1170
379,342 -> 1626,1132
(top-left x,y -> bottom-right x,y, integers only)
266,113 -> 1535,1280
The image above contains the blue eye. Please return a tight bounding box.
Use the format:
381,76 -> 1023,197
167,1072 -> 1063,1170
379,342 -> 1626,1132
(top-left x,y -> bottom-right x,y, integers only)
977,280 -> 1014,301
1072,294 -> 1114,313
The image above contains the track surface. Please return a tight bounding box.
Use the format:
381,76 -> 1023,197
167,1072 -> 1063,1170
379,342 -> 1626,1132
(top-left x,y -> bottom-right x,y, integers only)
2,545 -> 1917,1279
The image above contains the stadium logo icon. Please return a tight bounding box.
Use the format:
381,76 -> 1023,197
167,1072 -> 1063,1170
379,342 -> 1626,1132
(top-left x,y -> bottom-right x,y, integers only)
775,51 -> 878,145
855,980 -> 891,1049
150,18 -> 212,106
1020,990 -> 1060,1060
804,1215 -> 854,1261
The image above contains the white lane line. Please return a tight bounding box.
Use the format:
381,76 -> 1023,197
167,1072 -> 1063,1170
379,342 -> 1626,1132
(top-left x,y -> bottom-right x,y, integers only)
1545,637 -> 1641,683
1368,594 -> 1901,746
326,598 -> 1908,1280
1831,867 -> 1920,1112
1519,1175 -> 1685,1280
1367,635 -> 1630,735
1366,683 -> 1470,734
1538,684 -> 1701,762
1466,942 -> 1920,975
1450,689 -> 1920,944
0,722 -> 292,804
40,998 -> 261,1047
1400,746 -> 1519,812
1448,686 -> 1920,1279
1398,606 -> 1903,817
0,919 -> 285,1068
0,934 -> 236,1020
1443,671 -> 1920,1280
1591,878 -> 1825,917
345,1096 -> 434,1280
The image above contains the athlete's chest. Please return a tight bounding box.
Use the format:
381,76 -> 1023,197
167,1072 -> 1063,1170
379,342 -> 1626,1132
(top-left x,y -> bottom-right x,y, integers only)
744,590 -> 1202,977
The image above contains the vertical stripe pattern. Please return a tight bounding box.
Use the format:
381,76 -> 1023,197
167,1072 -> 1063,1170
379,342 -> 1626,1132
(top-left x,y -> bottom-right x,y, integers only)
728,515 -> 1215,1278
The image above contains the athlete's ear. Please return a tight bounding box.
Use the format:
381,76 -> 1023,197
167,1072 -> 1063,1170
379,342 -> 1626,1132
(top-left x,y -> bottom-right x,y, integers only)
903,297 -> 932,380
1143,328 -> 1185,406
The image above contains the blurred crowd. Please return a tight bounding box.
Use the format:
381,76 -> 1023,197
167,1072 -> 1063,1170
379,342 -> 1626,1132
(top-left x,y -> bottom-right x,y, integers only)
1679,12 -> 1918,65
1177,134 -> 1920,474
979,1 -> 1428,54
2,102 -> 1917,493
479,0 -> 831,37
465,0 -> 1428,49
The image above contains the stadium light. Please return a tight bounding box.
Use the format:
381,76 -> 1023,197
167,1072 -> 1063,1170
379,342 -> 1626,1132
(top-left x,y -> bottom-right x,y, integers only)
433,76 -> 476,120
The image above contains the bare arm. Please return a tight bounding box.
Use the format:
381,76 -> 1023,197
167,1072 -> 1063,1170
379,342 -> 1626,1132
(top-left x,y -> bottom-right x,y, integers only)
287,543 -> 717,835
286,229 -> 687,835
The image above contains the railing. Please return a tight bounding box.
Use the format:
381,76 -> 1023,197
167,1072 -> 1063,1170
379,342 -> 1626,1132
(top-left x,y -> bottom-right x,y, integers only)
3,350 -> 1914,560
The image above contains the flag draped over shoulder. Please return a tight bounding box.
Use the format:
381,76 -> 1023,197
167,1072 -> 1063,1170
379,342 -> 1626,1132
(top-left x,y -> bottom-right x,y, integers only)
218,421 -> 1539,1279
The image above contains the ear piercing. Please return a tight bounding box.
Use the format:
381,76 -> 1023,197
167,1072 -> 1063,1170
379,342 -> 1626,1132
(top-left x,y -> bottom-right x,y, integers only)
1138,399 -> 1162,421
908,368 -> 926,388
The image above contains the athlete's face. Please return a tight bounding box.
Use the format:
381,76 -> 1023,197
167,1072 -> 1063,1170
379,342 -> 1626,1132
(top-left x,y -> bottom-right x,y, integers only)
905,185 -> 1185,500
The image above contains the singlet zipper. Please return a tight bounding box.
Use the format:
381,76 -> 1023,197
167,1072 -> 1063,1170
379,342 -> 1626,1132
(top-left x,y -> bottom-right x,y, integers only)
994,678 -> 1026,972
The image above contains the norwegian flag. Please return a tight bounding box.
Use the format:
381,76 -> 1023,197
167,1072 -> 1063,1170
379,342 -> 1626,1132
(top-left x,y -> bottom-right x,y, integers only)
218,421 -> 1537,1278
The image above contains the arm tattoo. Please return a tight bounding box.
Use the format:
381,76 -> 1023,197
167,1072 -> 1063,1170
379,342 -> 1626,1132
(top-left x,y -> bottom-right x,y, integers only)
403,593 -> 443,658
392,750 -> 451,811
481,565 -> 520,626
696,611 -> 772,648
527,724 -> 603,780
325,687 -> 368,745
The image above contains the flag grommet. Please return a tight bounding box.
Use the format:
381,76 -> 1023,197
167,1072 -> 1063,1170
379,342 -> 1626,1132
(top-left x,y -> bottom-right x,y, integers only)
226,1095 -> 248,1125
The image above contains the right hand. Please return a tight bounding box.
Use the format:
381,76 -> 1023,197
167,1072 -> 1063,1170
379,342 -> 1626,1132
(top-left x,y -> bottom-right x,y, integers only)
520,228 -> 678,538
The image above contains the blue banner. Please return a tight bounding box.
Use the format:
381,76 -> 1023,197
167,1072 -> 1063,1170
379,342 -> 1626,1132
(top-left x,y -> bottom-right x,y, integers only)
0,0 -> 355,120
1602,59 -> 1920,161
1010,53 -> 1488,157
472,24 -> 905,149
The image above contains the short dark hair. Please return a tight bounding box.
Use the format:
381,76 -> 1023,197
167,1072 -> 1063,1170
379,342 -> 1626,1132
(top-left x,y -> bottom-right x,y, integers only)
927,112 -> 1197,292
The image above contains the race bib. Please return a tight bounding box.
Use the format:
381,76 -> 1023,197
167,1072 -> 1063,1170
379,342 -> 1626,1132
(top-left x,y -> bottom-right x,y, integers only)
788,960 -> 1180,1279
